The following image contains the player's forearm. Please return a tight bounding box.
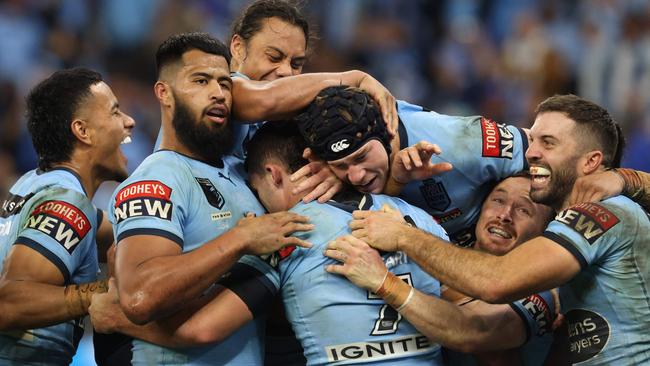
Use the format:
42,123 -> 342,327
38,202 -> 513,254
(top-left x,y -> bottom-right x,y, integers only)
397,227 -> 519,303
232,70 -> 366,121
118,229 -> 248,324
0,279 -> 106,331
617,168 -> 650,211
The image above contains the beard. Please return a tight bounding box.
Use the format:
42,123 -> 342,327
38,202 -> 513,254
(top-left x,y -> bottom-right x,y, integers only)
530,157 -> 578,210
172,94 -> 233,165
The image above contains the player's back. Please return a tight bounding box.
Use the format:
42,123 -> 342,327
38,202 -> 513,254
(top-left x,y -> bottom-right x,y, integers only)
0,168 -> 99,365
277,190 -> 446,365
544,196 -> 650,364
396,100 -> 528,247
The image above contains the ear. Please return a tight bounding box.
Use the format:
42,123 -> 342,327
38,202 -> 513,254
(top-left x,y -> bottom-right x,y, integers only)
70,119 -> 92,145
154,81 -> 173,108
581,150 -> 603,175
230,34 -> 247,65
266,163 -> 285,188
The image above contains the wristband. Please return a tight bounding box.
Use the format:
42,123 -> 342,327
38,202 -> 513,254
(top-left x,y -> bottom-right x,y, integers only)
616,168 -> 645,199
64,279 -> 108,318
375,272 -> 412,310
396,287 -> 415,312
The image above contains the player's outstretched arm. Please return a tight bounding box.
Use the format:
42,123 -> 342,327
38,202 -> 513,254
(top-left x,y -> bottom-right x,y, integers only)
0,245 -> 107,331
568,168 -> 650,212
90,279 -> 252,348
384,141 -> 453,195
116,211 -> 312,325
350,210 -> 580,303
323,235 -> 528,353
232,70 -> 398,136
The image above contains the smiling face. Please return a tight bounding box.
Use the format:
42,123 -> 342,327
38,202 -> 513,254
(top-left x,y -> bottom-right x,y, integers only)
231,17 -> 307,81
475,176 -> 553,256
168,49 -> 234,162
77,81 -> 135,182
525,111 -> 583,210
327,139 -> 390,193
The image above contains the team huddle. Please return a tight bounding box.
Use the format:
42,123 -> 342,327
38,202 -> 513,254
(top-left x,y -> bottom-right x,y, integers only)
1,1 -> 650,366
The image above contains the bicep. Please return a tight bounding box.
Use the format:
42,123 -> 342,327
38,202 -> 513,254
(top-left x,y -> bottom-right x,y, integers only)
1,244 -> 65,285
114,235 -> 182,288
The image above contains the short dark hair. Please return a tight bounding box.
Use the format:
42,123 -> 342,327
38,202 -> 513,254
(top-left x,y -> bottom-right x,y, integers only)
245,122 -> 308,177
231,0 -> 311,49
26,68 -> 103,171
296,86 -> 391,161
156,32 -> 231,77
535,94 -> 625,168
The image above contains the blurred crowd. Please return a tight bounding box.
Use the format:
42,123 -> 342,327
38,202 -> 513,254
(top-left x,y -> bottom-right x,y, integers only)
1,0 -> 650,200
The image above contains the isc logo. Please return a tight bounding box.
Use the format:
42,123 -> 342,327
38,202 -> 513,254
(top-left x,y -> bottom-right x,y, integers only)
330,139 -> 350,153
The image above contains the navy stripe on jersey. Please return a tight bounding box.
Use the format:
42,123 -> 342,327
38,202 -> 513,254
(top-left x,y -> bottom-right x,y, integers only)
117,228 -> 183,248
509,302 -> 532,343
542,231 -> 588,268
14,236 -> 71,284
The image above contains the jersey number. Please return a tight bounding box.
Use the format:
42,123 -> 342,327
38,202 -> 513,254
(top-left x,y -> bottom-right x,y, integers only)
368,273 -> 412,335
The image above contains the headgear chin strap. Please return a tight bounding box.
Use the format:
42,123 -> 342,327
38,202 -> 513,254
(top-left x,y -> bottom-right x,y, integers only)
296,86 -> 392,161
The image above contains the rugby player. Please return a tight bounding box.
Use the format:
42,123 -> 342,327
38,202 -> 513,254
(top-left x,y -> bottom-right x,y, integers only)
344,94 -> 650,364
326,174 -> 557,365
109,32 -> 313,365
0,68 -> 134,364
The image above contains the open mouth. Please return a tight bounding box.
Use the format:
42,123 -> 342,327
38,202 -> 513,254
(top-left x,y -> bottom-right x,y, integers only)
121,136 -> 132,145
487,226 -> 513,239
357,176 -> 376,192
529,166 -> 551,187
206,107 -> 227,124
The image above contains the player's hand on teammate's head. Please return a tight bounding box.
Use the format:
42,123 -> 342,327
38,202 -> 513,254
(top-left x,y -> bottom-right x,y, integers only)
349,205 -> 408,252
89,277 -> 122,334
390,141 -> 453,185
356,73 -> 398,138
291,159 -> 343,204
568,170 -> 624,206
237,211 -> 313,255
324,235 -> 388,292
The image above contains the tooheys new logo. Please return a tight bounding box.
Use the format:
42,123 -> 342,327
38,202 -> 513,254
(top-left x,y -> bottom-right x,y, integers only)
555,202 -> 619,244
25,200 -> 90,253
521,294 -> 553,336
114,181 -> 173,223
330,139 -> 350,153
480,118 -> 514,159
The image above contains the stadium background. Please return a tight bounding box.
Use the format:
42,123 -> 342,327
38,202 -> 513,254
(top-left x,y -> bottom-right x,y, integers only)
0,0 -> 647,364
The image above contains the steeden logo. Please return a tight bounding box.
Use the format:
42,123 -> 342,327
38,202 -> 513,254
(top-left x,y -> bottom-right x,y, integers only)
330,139 -> 350,153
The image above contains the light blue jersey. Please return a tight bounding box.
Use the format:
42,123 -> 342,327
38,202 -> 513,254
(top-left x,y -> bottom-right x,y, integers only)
0,168 -> 100,365
542,196 -> 650,365
268,191 -> 448,365
153,71 -> 262,161
396,101 -> 528,247
446,290 -> 555,366
109,150 -> 270,366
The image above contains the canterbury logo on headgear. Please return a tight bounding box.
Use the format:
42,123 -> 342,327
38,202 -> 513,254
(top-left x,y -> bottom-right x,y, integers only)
330,139 -> 350,153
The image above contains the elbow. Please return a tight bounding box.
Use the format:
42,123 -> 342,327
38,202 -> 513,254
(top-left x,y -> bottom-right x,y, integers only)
187,328 -> 226,347
479,281 -> 514,304
119,290 -> 158,325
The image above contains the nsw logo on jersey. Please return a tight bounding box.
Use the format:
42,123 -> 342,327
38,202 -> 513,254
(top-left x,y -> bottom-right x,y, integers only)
480,118 -> 514,159
419,178 -> 451,211
24,200 -> 90,253
555,203 -> 619,244
521,294 -> 553,336
195,177 -> 225,209
1,192 -> 36,218
114,181 -> 173,223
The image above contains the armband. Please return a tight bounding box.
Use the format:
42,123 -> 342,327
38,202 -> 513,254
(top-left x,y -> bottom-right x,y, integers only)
64,279 -> 108,318
616,168 -> 650,210
375,272 -> 413,310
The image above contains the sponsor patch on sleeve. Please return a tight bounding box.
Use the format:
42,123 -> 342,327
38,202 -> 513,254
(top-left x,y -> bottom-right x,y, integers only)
554,203 -> 619,244
113,181 -> 173,223
520,294 -> 553,336
480,117 -> 514,159
24,200 -> 91,253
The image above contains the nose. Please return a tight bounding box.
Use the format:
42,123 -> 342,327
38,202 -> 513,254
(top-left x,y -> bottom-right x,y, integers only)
525,141 -> 541,164
347,165 -> 366,185
124,113 -> 136,130
210,83 -> 226,102
496,204 -> 513,223
275,61 -> 293,78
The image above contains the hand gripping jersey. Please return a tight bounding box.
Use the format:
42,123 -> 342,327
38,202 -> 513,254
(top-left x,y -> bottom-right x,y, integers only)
268,191 -> 448,365
542,196 -> 650,365
395,101 -> 528,247
0,168 -> 100,365
446,290 -> 556,366
109,150 -> 273,366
